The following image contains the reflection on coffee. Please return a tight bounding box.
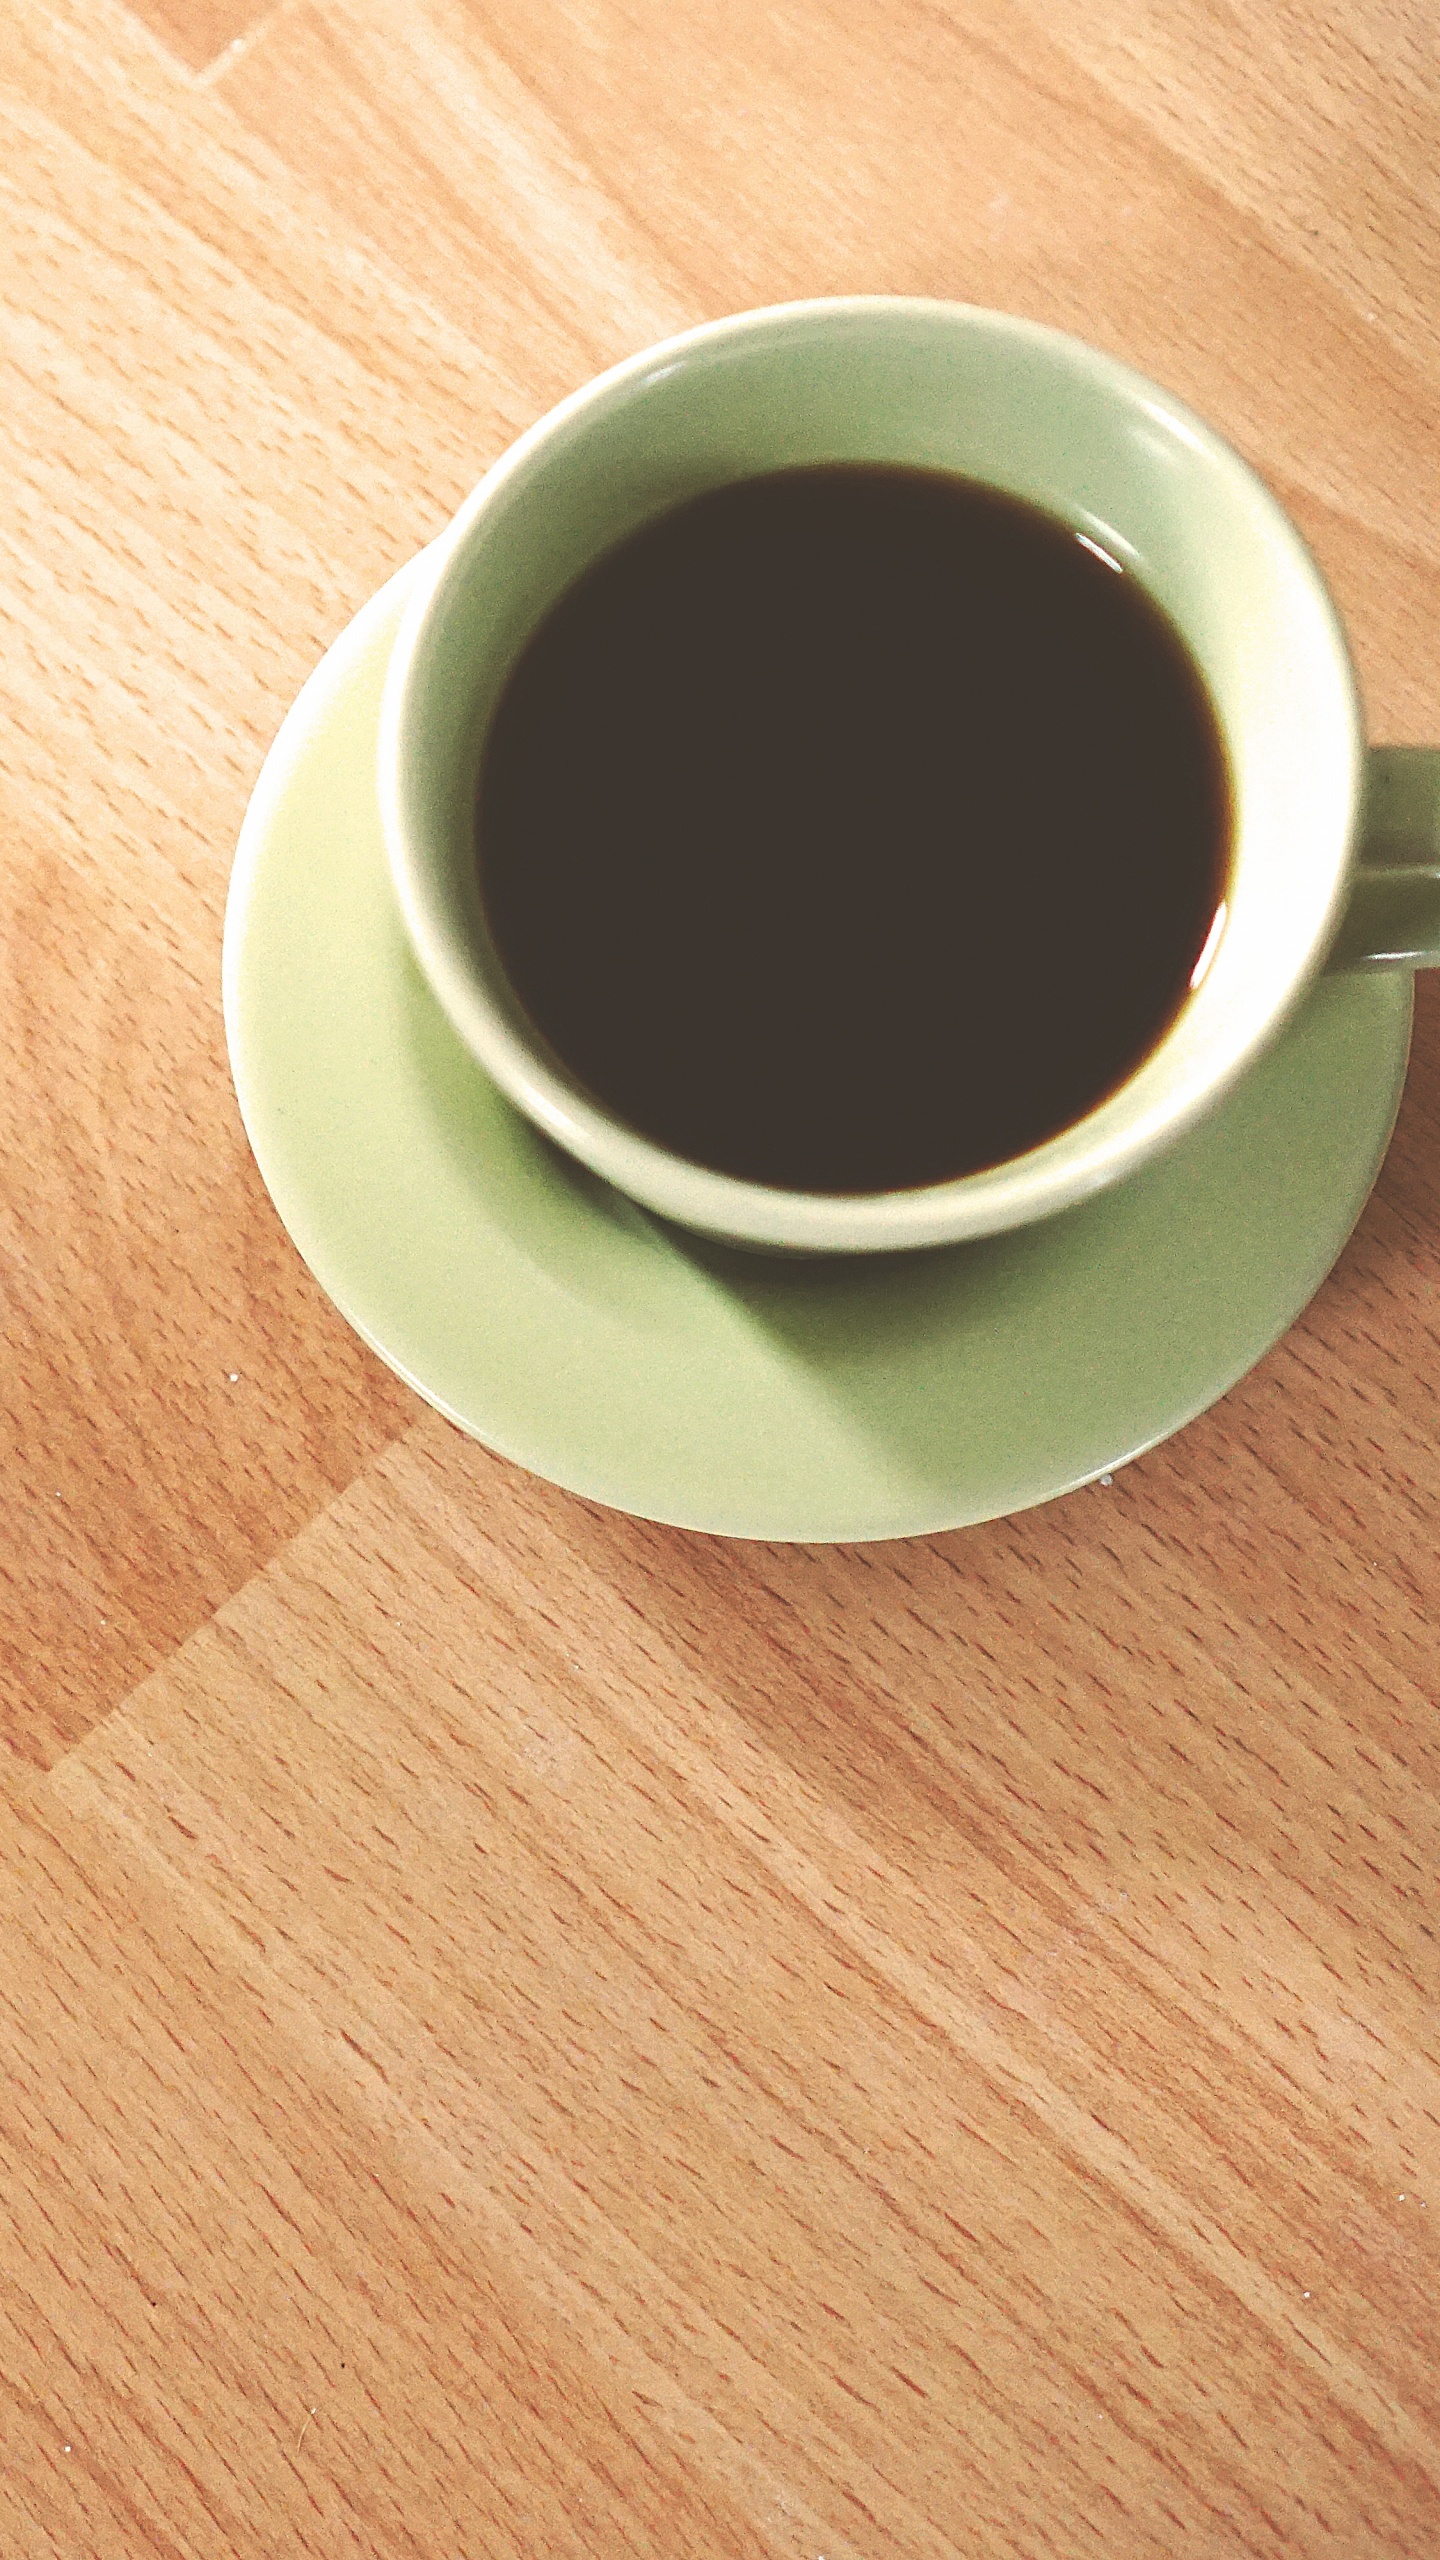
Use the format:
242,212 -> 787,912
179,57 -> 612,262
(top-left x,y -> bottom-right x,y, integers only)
476,465 -> 1230,1194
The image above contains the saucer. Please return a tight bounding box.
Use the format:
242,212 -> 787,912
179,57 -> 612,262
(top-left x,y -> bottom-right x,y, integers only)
224,560 -> 1412,1543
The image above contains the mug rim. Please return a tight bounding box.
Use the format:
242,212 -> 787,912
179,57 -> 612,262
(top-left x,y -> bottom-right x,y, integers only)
379,295 -> 1364,1253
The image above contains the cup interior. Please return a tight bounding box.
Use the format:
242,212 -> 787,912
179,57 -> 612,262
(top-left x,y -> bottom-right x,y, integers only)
379,299 -> 1362,1251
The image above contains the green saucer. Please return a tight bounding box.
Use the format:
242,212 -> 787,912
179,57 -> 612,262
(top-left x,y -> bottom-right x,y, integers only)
223,561 -> 1412,1542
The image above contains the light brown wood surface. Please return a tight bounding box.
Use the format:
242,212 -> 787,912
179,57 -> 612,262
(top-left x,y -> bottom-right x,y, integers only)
2,3 -> 1438,2551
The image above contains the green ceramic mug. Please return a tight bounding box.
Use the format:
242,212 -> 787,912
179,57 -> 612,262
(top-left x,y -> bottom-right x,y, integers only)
378,297 -> 1440,1254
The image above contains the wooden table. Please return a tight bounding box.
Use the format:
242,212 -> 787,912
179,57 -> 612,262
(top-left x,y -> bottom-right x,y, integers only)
3,5 -> 1437,2551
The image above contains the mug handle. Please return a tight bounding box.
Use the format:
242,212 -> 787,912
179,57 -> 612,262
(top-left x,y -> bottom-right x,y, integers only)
1329,747 -> 1440,969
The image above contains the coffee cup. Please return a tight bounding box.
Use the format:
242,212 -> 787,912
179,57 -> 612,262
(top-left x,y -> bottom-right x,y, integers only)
378,297 -> 1440,1254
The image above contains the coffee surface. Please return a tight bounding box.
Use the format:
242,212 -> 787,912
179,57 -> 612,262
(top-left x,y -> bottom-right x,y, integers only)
476,465 -> 1230,1193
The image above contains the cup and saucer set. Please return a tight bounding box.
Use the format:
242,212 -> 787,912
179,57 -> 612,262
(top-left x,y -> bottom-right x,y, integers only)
224,302 -> 1438,1544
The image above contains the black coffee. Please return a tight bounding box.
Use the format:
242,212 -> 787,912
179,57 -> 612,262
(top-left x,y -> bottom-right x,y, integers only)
475,465 -> 1230,1194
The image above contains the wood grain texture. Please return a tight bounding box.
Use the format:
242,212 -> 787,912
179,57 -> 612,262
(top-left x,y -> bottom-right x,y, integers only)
120,0 -> 276,77
1,0 -> 1437,2549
